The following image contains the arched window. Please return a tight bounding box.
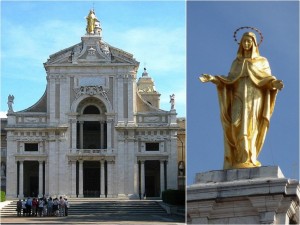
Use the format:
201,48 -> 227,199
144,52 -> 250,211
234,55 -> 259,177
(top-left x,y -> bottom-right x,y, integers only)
83,105 -> 100,114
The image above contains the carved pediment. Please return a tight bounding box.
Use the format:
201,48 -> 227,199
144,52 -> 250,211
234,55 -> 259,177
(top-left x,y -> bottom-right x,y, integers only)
75,41 -> 111,63
46,45 -> 75,65
110,47 -> 138,65
45,38 -> 139,66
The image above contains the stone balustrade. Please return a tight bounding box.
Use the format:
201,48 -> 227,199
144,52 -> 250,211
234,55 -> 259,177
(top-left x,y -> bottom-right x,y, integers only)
69,148 -> 109,155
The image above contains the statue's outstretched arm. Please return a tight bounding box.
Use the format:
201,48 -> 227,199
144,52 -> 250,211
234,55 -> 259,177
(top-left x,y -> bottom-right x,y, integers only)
199,74 -> 220,85
271,79 -> 284,91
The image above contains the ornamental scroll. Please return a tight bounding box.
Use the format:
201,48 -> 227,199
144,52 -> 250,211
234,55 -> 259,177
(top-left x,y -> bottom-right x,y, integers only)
74,86 -> 109,102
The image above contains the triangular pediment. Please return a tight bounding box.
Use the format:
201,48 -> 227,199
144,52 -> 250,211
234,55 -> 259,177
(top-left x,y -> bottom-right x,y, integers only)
45,38 -> 139,66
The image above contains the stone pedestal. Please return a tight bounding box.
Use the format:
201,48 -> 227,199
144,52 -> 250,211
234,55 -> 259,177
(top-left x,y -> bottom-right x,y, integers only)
187,166 -> 299,224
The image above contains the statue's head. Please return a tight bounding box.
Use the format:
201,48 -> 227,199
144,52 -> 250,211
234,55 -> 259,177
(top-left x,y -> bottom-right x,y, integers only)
237,32 -> 260,59
242,32 -> 258,46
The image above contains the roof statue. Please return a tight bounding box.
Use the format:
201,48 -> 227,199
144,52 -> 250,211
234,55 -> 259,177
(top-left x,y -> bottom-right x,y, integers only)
7,94 -> 14,113
170,94 -> 175,110
86,9 -> 99,34
199,27 -> 284,170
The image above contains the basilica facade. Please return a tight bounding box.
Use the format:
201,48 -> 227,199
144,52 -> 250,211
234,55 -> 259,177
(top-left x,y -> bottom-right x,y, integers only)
5,10 -> 179,199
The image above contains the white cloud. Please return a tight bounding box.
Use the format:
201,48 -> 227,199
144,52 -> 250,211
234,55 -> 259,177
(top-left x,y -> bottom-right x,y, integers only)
106,26 -> 186,74
2,19 -> 83,82
0,111 -> 7,118
3,20 -> 82,62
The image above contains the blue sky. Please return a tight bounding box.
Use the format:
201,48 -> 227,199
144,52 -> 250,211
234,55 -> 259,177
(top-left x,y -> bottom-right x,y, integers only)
187,1 -> 299,184
1,1 -> 186,117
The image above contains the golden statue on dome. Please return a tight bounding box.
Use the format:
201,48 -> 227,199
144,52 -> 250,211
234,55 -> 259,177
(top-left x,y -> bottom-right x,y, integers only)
86,9 -> 99,34
199,27 -> 284,170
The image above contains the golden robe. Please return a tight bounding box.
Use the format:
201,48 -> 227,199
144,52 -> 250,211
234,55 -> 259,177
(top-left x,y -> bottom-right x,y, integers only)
86,10 -> 98,34
215,56 -> 278,169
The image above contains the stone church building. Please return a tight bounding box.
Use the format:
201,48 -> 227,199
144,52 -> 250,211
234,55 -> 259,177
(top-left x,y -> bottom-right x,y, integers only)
5,10 -> 179,199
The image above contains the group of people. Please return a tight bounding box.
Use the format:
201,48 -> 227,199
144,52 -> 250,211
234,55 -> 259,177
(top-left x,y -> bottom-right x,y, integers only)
16,196 -> 69,217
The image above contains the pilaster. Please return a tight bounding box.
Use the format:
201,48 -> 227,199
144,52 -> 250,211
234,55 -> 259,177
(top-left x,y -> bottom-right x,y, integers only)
160,160 -> 165,196
100,160 -> 105,197
6,132 -> 17,199
48,132 -> 57,196
38,160 -> 43,196
117,75 -> 124,125
140,160 -> 145,197
79,121 -> 84,149
78,160 -> 83,197
69,116 -> 77,151
106,160 -> 114,198
134,159 -> 139,196
167,133 -> 178,189
70,161 -> 77,197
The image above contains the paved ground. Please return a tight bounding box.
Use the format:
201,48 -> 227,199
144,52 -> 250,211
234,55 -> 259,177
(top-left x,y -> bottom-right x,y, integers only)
0,214 -> 185,224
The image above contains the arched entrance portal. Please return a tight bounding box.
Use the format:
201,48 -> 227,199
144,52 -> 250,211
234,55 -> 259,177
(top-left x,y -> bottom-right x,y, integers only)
75,97 -> 109,198
76,98 -> 107,150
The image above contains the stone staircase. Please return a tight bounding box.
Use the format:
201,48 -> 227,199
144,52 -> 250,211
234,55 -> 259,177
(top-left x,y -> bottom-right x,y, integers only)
0,199 -> 168,217
0,200 -> 17,217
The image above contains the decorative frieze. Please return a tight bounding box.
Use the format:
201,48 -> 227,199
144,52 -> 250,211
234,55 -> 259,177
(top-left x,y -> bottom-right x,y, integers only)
74,86 -> 109,102
16,116 -> 47,124
24,117 -> 39,123
144,116 -> 160,122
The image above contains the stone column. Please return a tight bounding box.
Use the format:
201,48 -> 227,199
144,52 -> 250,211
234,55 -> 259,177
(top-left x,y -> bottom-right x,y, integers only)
141,161 -> 145,198
45,159 -> 49,196
18,160 -> 24,199
160,160 -> 165,196
78,160 -> 83,197
100,160 -> 105,197
38,160 -> 43,197
134,160 -> 139,196
106,160 -> 113,198
100,122 -> 104,149
79,121 -> 84,149
71,161 -> 76,197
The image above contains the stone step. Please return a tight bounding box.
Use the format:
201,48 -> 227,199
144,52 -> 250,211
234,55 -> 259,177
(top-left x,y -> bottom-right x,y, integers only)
0,200 -> 167,217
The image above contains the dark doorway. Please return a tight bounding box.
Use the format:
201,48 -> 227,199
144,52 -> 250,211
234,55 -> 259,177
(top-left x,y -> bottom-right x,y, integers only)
23,161 -> 39,197
83,161 -> 100,197
83,122 -> 101,149
145,161 -> 160,197
77,121 -> 107,149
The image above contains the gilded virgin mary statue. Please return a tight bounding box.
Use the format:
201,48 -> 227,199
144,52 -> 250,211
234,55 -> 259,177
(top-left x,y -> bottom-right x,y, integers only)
86,9 -> 99,34
200,29 -> 283,169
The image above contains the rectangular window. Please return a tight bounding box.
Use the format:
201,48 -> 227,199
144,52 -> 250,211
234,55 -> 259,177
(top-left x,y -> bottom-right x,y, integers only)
24,143 -> 38,152
145,143 -> 159,151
